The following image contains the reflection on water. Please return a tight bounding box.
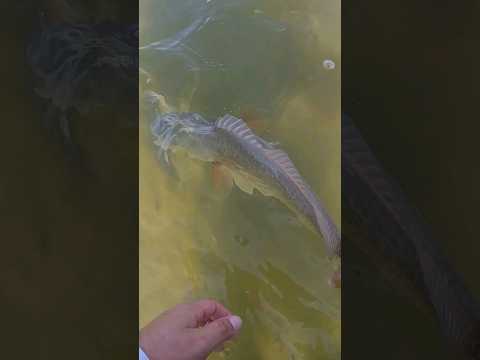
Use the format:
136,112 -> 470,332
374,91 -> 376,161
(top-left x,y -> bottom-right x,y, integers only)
26,17 -> 138,172
14,1 -> 139,358
342,113 -> 480,359
140,0 -> 340,359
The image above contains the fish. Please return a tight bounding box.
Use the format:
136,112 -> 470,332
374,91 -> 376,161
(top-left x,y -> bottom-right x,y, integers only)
145,92 -> 341,279
342,112 -> 480,358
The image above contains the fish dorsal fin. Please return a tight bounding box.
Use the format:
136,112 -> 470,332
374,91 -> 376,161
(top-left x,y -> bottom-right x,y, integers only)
215,114 -> 265,148
264,148 -> 309,193
265,146 -> 340,255
216,114 -> 308,192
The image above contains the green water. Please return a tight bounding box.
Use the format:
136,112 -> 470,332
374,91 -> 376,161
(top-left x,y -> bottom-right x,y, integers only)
139,1 -> 340,359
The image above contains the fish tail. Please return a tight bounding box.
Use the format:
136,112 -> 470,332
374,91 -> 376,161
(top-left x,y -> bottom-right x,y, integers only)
311,200 -> 341,257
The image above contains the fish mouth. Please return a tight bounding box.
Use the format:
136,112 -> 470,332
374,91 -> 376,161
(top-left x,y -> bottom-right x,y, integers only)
151,112 -> 215,154
149,113 -> 183,178
151,113 -> 183,151
148,111 -> 216,178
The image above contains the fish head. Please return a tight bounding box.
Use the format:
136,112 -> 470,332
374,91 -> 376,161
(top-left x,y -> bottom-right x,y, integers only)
150,112 -> 218,173
176,112 -> 212,130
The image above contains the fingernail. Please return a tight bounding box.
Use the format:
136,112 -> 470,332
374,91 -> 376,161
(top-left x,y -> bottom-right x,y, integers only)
228,315 -> 242,331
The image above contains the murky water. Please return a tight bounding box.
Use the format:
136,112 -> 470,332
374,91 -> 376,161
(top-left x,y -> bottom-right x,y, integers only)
139,1 -> 340,359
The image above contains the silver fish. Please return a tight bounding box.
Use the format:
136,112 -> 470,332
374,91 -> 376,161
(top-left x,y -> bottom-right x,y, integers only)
146,95 -> 341,264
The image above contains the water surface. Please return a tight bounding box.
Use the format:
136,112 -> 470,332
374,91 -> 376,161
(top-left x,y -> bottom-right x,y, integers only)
140,1 -> 340,358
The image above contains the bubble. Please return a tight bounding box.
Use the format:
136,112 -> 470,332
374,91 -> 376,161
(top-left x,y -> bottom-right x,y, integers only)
323,59 -> 336,71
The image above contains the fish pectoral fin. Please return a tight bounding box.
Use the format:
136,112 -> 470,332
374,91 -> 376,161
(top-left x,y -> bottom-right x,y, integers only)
232,173 -> 255,195
212,162 -> 233,193
232,172 -> 276,199
255,183 -> 276,197
251,179 -> 276,198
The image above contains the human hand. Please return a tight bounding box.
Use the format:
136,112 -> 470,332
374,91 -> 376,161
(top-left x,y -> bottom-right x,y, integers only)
139,299 -> 242,360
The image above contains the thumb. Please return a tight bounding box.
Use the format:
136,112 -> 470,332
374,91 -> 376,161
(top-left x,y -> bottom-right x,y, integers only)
193,315 -> 242,354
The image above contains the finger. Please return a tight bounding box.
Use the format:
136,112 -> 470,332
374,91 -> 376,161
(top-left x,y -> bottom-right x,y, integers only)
187,299 -> 233,327
192,315 -> 242,355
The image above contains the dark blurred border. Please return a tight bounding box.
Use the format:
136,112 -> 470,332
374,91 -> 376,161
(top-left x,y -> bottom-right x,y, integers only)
342,0 -> 480,359
0,1 -> 138,358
